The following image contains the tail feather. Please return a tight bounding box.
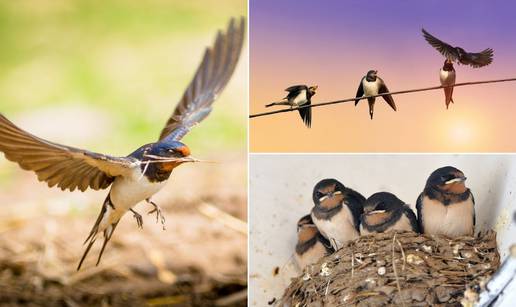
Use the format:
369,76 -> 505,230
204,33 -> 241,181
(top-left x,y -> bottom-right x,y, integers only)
77,237 -> 97,271
96,222 -> 119,266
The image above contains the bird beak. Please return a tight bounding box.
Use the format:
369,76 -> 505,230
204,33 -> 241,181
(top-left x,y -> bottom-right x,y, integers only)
374,70 -> 378,74
445,176 -> 467,184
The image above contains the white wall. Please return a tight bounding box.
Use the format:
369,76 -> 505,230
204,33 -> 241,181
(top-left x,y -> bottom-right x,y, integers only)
249,154 -> 516,306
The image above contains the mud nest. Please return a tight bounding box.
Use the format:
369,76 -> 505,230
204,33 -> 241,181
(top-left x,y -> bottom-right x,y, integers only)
279,230 -> 500,306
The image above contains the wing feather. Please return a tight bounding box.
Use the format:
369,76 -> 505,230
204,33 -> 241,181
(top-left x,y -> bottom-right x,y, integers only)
0,114 -> 138,192
159,17 -> 245,141
421,28 -> 459,61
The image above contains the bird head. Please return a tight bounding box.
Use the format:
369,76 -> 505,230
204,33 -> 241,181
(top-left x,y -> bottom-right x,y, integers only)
296,214 -> 315,232
443,58 -> 454,70
363,192 -> 403,215
366,70 -> 378,81
309,85 -> 318,95
142,141 -> 199,172
312,178 -> 346,208
425,166 -> 468,194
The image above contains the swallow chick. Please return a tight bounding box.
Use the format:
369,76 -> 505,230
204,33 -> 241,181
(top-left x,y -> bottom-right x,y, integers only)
295,214 -> 334,270
416,166 -> 475,237
310,179 -> 365,250
440,59 -> 456,109
355,70 -> 396,119
422,28 -> 493,68
360,192 -> 419,235
0,18 -> 245,270
265,85 -> 317,127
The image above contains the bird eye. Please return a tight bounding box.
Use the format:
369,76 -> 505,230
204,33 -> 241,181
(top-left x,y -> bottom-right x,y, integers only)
316,191 -> 324,198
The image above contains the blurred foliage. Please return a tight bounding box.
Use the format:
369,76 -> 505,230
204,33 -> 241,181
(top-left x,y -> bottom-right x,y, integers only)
0,0 -> 247,156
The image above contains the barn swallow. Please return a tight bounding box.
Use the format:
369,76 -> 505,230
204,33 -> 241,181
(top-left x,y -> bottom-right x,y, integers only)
416,166 -> 475,237
440,59 -> 456,109
360,192 -> 419,235
0,18 -> 245,270
354,70 -> 396,119
295,214 -> 334,270
265,85 -> 317,127
310,179 -> 365,250
422,28 -> 493,68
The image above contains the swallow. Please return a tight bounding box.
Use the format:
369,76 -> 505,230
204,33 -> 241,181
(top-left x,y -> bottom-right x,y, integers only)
354,70 -> 396,119
440,59 -> 456,109
265,85 -> 317,127
0,18 -> 245,270
416,166 -> 475,237
294,214 -> 334,270
360,192 -> 419,235
310,178 -> 365,250
422,28 -> 493,68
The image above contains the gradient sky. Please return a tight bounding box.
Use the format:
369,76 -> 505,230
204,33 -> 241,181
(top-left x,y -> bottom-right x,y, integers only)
250,0 -> 516,152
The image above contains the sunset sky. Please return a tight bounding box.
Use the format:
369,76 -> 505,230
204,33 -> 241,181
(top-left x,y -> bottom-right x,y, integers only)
250,0 -> 516,152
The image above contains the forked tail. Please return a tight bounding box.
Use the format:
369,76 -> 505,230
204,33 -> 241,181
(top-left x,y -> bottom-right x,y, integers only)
77,195 -> 120,270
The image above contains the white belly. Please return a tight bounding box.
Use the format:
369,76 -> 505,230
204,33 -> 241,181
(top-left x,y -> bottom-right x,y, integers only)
295,241 -> 327,271
421,195 -> 474,237
292,89 -> 308,106
363,79 -> 380,96
440,69 -> 456,86
108,176 -> 167,222
311,207 -> 359,250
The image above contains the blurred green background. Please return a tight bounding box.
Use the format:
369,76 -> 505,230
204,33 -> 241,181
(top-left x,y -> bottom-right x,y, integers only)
0,0 -> 247,173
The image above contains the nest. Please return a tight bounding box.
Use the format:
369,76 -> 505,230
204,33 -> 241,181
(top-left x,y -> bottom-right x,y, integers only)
279,230 -> 500,306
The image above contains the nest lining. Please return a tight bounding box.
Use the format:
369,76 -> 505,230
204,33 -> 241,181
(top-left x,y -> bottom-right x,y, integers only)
279,230 -> 499,306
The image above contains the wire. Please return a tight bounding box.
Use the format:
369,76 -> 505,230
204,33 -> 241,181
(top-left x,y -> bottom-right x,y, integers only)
249,77 -> 516,118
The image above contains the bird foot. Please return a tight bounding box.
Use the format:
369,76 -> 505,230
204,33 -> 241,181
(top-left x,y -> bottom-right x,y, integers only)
147,199 -> 166,230
130,209 -> 143,229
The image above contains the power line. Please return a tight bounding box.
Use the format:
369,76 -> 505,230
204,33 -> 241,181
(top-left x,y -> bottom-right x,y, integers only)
249,77 -> 516,119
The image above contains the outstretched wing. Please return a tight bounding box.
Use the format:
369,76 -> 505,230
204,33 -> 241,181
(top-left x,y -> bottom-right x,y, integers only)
421,28 -> 459,61
466,48 -> 493,68
158,17 -> 245,142
354,78 -> 364,106
0,114 -> 138,192
378,78 -> 396,111
285,85 -> 307,100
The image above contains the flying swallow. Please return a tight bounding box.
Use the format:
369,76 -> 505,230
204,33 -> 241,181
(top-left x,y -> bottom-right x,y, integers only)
440,59 -> 456,109
265,85 -> 318,127
422,28 -> 493,68
294,214 -> 334,270
354,70 -> 396,119
416,166 -> 475,237
360,192 -> 419,235
310,178 -> 365,250
0,18 -> 245,270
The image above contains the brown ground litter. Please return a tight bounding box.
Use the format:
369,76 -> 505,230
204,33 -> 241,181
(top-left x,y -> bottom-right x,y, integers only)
279,230 -> 499,306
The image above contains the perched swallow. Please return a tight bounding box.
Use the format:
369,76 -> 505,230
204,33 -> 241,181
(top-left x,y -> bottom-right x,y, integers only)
354,70 -> 396,119
265,85 -> 317,127
294,214 -> 334,270
0,18 -> 245,270
310,179 -> 365,250
422,28 -> 493,68
440,59 -> 456,109
416,166 -> 475,237
360,192 -> 419,235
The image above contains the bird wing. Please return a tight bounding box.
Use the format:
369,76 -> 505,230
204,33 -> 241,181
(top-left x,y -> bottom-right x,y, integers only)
415,193 -> 424,233
0,114 -> 138,192
284,85 -> 308,101
158,17 -> 245,142
354,78 -> 364,106
403,205 -> 420,233
344,189 -> 366,232
466,48 -> 494,68
297,100 -> 312,128
378,78 -> 396,111
421,28 -> 459,61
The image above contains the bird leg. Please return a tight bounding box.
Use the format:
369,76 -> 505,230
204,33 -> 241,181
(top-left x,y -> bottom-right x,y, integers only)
130,208 -> 143,229
146,198 -> 166,230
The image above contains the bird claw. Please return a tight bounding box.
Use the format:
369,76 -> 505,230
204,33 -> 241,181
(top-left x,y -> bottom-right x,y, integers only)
130,209 -> 143,229
147,200 -> 166,230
